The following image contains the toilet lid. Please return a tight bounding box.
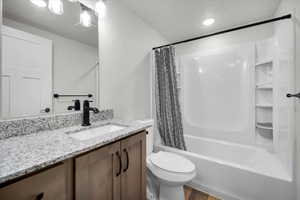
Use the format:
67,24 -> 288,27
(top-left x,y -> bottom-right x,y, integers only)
150,151 -> 195,173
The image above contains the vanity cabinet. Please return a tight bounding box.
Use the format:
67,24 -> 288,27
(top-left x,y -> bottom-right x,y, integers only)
75,131 -> 146,200
0,131 -> 146,200
0,164 -> 67,200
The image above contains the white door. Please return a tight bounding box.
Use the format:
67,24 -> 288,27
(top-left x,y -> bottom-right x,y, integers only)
1,25 -> 52,119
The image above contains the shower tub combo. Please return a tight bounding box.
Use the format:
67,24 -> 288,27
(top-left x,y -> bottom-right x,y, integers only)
153,37 -> 295,200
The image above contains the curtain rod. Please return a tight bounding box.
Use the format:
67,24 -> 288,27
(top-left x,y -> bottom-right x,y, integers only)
152,14 -> 292,50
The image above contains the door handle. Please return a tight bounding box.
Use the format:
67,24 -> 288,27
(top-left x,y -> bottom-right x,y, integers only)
123,149 -> 129,172
116,151 -> 122,177
286,93 -> 300,99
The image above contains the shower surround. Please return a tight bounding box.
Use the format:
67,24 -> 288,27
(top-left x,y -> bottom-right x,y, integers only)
152,23 -> 295,200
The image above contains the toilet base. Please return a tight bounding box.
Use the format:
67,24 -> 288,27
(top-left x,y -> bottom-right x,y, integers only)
159,183 -> 184,200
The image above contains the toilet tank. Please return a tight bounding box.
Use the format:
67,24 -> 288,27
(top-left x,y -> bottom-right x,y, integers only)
146,125 -> 154,156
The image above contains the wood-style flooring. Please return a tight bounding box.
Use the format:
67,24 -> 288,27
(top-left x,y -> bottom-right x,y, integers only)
184,186 -> 221,200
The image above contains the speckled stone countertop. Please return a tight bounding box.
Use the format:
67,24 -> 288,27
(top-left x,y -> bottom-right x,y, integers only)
0,119 -> 153,184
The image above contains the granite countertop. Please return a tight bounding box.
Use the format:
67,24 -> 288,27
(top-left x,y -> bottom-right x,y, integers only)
0,119 -> 153,185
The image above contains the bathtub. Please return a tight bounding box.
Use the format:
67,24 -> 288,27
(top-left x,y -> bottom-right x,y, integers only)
155,135 -> 295,200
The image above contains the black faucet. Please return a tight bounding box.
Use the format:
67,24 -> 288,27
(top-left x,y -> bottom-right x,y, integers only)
82,100 -> 100,126
67,100 -> 81,111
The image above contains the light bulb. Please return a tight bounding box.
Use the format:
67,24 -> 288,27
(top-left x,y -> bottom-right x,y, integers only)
202,18 -> 215,26
30,0 -> 47,8
80,10 -> 92,27
95,0 -> 106,19
48,0 -> 64,15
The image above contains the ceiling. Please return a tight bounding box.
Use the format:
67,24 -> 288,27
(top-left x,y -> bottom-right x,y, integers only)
120,0 -> 282,42
3,0 -> 98,47
3,0 -> 282,45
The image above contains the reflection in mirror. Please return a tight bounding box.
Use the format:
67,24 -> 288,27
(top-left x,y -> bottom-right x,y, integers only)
1,0 -> 99,119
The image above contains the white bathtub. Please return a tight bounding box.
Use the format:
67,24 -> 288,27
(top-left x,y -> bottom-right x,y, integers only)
155,135 -> 295,200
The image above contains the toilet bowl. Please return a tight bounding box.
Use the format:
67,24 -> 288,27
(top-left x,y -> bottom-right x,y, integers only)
147,151 -> 196,200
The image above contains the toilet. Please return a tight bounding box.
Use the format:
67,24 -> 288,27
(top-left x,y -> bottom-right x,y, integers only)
147,151 -> 196,200
145,123 -> 196,200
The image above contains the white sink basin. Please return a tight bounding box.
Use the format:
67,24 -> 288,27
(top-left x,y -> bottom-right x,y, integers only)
68,124 -> 126,141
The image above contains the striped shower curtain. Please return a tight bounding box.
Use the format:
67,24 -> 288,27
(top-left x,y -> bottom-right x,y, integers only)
154,46 -> 186,150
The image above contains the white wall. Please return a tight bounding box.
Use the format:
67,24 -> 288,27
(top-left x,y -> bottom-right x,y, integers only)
274,0 -> 296,192
175,24 -> 274,56
296,4 -> 300,200
275,0 -> 300,199
294,3 -> 300,199
3,18 -> 99,114
98,0 -> 167,120
0,0 -> 2,117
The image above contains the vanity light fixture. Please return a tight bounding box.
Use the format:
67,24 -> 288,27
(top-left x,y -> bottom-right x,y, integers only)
95,0 -> 107,19
202,18 -> 215,26
30,0 -> 47,8
80,4 -> 92,27
30,0 -> 101,28
48,0 -> 64,15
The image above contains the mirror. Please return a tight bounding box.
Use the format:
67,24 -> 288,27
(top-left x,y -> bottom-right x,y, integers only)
1,0 -> 99,119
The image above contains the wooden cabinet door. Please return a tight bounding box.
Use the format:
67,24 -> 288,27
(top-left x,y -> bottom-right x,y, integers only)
0,163 -> 67,200
121,131 -> 146,200
75,141 -> 121,200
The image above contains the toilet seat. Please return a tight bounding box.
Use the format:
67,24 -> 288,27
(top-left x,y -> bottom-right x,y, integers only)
150,151 -> 195,173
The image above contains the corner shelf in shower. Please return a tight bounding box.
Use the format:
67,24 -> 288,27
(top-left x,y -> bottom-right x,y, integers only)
254,41 -> 275,149
256,104 -> 273,108
255,59 -> 273,66
256,122 -> 273,130
256,85 -> 273,89
256,130 -> 273,148
256,82 -> 273,89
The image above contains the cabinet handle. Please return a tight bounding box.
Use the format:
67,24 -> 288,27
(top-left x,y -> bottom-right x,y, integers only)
116,151 -> 122,177
123,149 -> 129,172
36,193 -> 44,200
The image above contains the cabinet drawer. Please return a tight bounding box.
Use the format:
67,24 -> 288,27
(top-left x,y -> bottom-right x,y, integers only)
0,163 -> 67,200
